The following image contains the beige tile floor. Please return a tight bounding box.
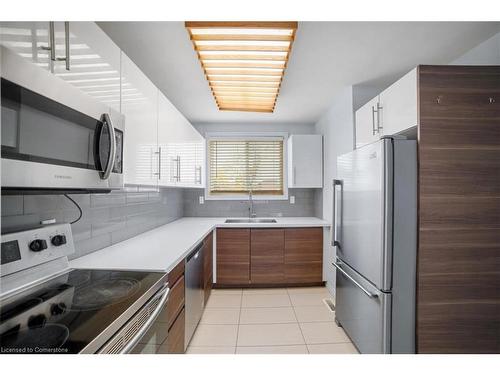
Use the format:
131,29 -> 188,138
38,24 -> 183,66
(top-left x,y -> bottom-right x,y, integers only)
186,286 -> 359,354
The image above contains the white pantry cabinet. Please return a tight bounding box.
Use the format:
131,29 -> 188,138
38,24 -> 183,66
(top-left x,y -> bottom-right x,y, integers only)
121,52 -> 159,186
0,22 -> 122,112
378,68 -> 418,136
288,134 -> 323,188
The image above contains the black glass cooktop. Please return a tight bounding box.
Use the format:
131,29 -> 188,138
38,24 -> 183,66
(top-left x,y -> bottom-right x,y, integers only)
0,269 -> 165,354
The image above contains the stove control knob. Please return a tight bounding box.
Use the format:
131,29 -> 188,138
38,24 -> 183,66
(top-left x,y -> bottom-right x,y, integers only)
50,302 -> 67,316
51,235 -> 67,247
29,239 -> 48,252
28,314 -> 47,328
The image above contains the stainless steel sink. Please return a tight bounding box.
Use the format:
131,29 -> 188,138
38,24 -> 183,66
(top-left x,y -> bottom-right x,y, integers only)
225,218 -> 277,224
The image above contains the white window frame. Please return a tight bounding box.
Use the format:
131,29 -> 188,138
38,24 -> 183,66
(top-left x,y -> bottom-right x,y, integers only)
205,132 -> 289,201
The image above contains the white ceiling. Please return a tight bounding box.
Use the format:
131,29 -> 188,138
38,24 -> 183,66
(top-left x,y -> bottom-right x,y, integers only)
98,21 -> 500,125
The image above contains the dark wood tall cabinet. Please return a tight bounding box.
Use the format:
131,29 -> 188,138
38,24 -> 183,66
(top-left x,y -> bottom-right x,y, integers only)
416,65 -> 500,353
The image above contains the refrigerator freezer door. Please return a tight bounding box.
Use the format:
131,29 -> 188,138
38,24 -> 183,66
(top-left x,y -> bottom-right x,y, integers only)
336,139 -> 393,290
334,260 -> 391,354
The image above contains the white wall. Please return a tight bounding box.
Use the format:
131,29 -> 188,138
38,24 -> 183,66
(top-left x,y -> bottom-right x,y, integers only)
314,86 -> 355,296
450,31 -> 500,65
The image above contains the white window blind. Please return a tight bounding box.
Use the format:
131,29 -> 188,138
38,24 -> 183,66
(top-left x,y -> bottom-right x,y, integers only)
208,138 -> 284,196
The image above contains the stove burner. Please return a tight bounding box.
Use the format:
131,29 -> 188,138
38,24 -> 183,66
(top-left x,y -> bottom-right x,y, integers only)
0,324 -> 69,351
66,270 -> 91,287
70,278 -> 141,311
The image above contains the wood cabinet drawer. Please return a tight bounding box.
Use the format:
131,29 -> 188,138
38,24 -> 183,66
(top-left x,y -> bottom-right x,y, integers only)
164,307 -> 185,354
168,259 -> 185,285
157,274 -> 185,329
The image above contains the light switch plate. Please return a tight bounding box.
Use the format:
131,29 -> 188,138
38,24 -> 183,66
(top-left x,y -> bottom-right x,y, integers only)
199,196 -> 204,205
290,196 -> 295,204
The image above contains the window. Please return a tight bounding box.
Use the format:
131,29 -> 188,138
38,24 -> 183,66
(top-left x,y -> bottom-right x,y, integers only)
207,136 -> 285,198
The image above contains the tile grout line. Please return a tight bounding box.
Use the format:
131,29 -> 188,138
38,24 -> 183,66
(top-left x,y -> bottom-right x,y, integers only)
287,288 -> 310,354
234,289 -> 242,353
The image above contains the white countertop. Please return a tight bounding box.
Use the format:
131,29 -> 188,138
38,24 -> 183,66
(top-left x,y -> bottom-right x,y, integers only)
69,217 -> 329,274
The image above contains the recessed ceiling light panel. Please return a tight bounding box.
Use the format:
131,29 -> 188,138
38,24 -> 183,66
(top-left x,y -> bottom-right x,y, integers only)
185,21 -> 298,113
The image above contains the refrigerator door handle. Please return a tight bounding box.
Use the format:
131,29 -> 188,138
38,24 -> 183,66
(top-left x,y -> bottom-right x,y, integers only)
333,261 -> 379,298
331,179 -> 343,247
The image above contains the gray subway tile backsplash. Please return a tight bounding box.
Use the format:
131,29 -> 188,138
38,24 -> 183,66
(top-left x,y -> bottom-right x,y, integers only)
1,186 -> 183,260
1,185 -> 316,261
182,188 -> 317,218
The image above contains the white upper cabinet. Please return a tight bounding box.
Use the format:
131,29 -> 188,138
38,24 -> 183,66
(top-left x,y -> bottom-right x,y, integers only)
158,92 -> 204,188
121,52 -> 159,186
0,22 -> 122,112
355,68 -> 418,148
378,68 -> 418,136
288,135 -> 323,188
0,22 -> 52,72
355,96 -> 381,148
1,21 -> 205,188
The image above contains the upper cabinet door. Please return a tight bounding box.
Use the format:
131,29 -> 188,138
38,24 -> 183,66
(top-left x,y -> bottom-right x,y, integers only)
158,91 -> 205,188
121,52 -> 159,186
0,22 -> 52,72
0,22 -> 122,112
378,68 -> 418,136
288,135 -> 323,188
355,96 -> 380,148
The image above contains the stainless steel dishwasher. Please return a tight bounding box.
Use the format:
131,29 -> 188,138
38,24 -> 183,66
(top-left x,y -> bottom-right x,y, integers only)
184,242 -> 205,348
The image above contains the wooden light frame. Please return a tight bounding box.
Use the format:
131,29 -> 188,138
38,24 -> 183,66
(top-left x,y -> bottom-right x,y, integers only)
185,21 -> 298,113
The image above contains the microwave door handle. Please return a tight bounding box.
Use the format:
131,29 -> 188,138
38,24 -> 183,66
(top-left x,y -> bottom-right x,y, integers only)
99,113 -> 116,180
331,179 -> 343,247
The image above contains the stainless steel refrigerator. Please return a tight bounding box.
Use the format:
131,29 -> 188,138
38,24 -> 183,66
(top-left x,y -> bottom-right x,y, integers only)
332,136 -> 417,354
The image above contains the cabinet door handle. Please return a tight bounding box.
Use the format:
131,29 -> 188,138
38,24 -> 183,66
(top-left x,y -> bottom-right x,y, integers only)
371,106 -> 377,135
63,22 -> 70,71
154,147 -> 162,179
293,166 -> 297,185
177,156 -> 181,182
376,103 -> 383,133
195,166 -> 202,184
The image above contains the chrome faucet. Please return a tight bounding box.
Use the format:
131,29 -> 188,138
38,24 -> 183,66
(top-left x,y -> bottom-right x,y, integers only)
248,190 -> 256,218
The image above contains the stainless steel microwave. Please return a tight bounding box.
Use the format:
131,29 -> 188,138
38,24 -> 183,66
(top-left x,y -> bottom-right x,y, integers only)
1,46 -> 124,193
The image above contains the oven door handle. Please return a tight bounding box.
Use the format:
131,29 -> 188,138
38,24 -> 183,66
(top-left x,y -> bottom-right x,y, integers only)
119,283 -> 170,354
99,113 -> 116,180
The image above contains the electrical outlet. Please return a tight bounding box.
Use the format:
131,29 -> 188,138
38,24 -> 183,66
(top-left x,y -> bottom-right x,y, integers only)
290,196 -> 295,204
199,196 -> 204,205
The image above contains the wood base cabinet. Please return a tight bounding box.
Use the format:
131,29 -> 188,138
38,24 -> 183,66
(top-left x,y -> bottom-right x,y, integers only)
160,260 -> 186,353
216,229 -> 250,285
251,229 -> 285,284
216,227 -> 323,286
164,308 -> 185,354
284,228 -> 323,283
